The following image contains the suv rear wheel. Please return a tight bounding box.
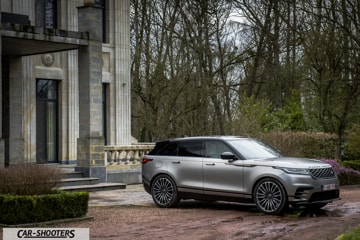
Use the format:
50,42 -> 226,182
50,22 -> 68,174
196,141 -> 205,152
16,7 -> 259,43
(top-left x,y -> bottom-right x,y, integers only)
254,178 -> 287,214
151,175 -> 179,208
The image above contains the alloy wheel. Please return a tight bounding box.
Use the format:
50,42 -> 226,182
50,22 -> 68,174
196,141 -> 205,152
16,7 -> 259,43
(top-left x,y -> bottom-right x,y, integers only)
254,179 -> 287,214
151,175 -> 179,208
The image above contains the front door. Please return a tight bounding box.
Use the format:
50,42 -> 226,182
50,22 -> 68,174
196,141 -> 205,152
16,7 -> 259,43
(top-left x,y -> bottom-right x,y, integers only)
36,79 -> 58,163
203,140 -> 244,195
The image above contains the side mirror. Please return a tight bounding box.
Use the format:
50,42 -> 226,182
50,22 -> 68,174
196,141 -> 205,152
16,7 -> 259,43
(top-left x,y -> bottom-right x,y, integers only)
221,152 -> 238,161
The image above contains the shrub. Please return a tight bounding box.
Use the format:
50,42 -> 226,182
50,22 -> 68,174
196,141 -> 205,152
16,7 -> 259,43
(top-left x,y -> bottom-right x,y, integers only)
273,91 -> 306,131
262,131 -> 337,159
342,160 -> 360,172
320,159 -> 360,186
0,163 -> 62,195
343,124 -> 360,160
0,163 -> 89,225
230,96 -> 276,137
0,191 -> 89,225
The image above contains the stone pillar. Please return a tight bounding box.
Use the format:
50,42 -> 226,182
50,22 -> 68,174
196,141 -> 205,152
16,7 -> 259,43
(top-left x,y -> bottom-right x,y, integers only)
114,0 -> 132,145
76,3 -> 106,181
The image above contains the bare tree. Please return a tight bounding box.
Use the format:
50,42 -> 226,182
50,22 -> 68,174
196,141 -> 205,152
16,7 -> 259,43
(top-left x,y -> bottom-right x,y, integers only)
130,0 -> 360,160
131,0 -> 244,141
300,0 -> 360,159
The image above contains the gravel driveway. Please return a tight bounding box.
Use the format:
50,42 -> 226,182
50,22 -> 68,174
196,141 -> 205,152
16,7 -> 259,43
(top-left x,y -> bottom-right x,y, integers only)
1,185 -> 360,240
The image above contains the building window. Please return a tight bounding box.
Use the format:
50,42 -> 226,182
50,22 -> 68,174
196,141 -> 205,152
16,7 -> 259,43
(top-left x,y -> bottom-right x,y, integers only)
36,79 -> 58,163
103,83 -> 108,145
36,0 -> 58,28
95,0 -> 108,43
45,0 -> 57,28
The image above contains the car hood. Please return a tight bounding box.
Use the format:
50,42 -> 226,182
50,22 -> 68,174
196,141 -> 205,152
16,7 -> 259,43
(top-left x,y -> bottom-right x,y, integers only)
246,157 -> 331,169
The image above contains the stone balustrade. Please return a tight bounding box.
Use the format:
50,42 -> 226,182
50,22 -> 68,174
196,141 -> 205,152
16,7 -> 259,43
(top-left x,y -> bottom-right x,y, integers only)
104,144 -> 155,169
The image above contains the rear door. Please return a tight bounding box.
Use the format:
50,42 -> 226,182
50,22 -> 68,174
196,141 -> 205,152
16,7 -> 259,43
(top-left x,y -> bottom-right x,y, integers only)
170,140 -> 204,194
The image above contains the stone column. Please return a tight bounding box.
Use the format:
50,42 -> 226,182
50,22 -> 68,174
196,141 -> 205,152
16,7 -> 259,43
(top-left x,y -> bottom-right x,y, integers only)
114,0 -> 132,145
76,3 -> 106,181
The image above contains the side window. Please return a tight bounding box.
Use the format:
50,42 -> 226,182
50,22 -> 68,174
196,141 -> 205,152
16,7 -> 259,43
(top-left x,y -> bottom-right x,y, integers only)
205,141 -> 233,159
178,141 -> 203,157
158,142 -> 178,156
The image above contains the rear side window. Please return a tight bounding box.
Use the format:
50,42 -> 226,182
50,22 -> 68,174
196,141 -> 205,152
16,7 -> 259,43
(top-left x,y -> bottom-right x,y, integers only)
148,140 -> 170,155
178,141 -> 203,157
157,142 -> 179,156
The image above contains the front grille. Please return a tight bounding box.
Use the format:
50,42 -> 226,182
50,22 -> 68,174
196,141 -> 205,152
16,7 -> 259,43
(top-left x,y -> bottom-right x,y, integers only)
309,167 -> 336,179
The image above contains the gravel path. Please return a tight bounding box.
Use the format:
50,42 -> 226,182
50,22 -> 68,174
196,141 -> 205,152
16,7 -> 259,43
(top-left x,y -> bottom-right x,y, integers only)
1,185 -> 360,240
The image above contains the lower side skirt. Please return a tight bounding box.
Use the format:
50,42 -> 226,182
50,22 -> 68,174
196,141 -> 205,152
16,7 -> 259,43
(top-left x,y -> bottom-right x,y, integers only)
178,187 -> 253,204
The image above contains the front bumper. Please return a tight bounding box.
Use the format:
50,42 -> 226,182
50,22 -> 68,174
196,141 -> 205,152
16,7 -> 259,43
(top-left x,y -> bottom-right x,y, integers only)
283,174 -> 340,205
290,189 -> 340,206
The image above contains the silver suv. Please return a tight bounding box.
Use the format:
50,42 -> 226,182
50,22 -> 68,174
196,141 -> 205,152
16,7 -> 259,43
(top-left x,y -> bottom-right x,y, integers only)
142,136 -> 340,214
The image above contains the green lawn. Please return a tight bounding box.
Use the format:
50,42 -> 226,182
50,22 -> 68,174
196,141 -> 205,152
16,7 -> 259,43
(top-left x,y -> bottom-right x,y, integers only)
338,226 -> 360,240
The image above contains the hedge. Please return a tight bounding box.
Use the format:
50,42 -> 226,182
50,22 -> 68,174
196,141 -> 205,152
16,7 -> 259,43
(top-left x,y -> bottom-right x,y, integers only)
261,131 -> 337,159
342,160 -> 360,172
0,191 -> 89,225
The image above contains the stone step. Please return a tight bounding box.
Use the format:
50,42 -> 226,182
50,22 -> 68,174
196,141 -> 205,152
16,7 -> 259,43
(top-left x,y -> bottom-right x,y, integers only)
60,177 -> 100,187
58,182 -> 126,192
62,171 -> 84,179
49,164 -> 128,192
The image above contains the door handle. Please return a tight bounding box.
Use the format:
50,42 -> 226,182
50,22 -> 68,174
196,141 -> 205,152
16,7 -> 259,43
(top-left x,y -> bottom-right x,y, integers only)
205,163 -> 215,166
172,161 -> 180,164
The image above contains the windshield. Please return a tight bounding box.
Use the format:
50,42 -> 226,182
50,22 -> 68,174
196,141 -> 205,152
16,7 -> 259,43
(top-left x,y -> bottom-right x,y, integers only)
228,139 -> 282,160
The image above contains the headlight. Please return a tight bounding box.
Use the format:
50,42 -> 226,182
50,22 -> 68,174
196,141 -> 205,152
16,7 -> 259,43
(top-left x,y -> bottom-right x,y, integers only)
274,167 -> 310,175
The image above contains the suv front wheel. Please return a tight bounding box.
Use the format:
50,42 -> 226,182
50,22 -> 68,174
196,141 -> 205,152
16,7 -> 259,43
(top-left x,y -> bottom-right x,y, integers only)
151,175 -> 179,208
254,178 -> 287,214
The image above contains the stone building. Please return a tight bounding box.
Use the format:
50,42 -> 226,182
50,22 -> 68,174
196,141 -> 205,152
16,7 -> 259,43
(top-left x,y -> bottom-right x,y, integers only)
0,0 -> 135,182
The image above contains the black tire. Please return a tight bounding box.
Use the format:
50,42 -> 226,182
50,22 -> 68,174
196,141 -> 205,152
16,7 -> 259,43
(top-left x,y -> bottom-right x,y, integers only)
254,178 -> 288,215
151,175 -> 179,208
